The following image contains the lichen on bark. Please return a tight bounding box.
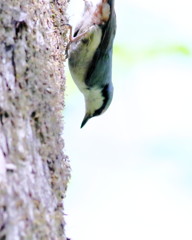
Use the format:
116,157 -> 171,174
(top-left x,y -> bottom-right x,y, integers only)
0,1 -> 70,239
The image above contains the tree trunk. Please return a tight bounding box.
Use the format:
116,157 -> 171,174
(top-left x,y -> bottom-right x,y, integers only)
0,1 -> 70,239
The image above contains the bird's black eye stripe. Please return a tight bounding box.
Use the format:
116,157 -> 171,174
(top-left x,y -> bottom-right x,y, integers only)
102,83 -> 110,107
93,84 -> 109,117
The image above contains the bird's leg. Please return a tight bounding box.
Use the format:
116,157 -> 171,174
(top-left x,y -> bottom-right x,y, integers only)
64,24 -> 89,58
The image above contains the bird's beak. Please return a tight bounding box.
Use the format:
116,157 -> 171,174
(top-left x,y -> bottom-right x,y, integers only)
81,114 -> 91,128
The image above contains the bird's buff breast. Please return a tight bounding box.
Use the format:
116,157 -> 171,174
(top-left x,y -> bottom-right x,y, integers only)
68,25 -> 102,92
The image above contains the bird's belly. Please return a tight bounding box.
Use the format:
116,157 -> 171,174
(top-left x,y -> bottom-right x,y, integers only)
68,26 -> 102,93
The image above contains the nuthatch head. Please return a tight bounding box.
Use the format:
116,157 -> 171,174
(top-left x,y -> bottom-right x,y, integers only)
67,0 -> 116,128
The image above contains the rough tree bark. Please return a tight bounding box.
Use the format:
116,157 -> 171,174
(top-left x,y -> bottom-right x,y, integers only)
0,0 -> 70,239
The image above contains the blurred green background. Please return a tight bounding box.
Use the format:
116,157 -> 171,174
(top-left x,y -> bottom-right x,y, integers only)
64,1 -> 192,239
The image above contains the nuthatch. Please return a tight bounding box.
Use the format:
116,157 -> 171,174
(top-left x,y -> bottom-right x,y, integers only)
67,0 -> 116,128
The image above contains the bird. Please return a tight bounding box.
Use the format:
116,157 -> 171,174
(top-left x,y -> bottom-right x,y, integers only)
67,0 -> 116,128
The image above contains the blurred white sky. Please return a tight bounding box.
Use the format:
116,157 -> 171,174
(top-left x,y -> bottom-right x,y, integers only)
65,1 -> 192,240
68,0 -> 192,35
